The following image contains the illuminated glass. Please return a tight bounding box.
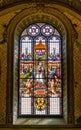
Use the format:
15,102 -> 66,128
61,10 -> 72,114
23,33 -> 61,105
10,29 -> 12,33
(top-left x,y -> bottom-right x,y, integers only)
19,23 -> 62,116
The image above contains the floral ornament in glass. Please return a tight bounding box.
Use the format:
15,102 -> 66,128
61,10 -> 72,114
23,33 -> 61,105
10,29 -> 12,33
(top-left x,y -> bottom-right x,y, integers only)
34,98 -> 47,111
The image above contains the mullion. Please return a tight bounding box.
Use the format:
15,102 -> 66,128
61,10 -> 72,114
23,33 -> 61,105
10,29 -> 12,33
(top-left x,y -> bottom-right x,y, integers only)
19,40 -> 22,116
33,38 -> 34,115
47,39 -> 49,115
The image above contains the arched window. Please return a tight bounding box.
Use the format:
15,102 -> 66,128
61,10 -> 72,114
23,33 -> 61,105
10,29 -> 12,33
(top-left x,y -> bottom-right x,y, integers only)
7,9 -> 77,125
19,23 -> 62,116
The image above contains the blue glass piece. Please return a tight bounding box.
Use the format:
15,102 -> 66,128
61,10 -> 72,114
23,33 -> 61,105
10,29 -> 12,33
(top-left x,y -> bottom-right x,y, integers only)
27,24 -> 40,36
41,24 -> 54,36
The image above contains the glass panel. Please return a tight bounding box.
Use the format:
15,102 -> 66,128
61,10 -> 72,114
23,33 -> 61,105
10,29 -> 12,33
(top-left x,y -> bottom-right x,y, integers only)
19,79 -> 33,97
20,98 -> 32,115
48,79 -> 61,97
20,61 -> 34,79
41,24 -> 54,36
20,36 -> 33,60
34,36 -> 47,44
48,61 -> 61,78
34,79 -> 47,97
19,23 -> 62,116
34,61 -> 47,79
48,36 -> 61,61
34,36 -> 47,60
27,24 -> 40,36
34,98 -> 47,115
48,98 -> 61,115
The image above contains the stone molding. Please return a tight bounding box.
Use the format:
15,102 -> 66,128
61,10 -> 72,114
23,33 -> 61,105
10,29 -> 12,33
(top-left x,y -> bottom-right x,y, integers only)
0,0 -> 81,15
6,5 -> 77,127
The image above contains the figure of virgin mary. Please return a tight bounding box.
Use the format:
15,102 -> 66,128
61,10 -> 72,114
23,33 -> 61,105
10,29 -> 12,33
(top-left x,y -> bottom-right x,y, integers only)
36,62 -> 45,83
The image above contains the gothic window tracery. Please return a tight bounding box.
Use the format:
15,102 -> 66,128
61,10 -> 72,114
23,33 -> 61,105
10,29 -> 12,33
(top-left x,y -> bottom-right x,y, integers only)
19,23 -> 62,116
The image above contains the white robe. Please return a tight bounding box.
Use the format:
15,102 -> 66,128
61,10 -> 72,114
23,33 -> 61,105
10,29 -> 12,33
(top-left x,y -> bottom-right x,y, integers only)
36,66 -> 45,82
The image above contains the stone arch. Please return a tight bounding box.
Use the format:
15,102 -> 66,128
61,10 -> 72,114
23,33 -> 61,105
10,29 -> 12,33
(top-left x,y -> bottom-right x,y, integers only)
7,6 -> 77,126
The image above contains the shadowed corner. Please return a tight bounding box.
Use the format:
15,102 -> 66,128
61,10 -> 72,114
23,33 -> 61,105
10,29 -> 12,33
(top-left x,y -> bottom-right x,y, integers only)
0,24 -> 7,44
77,116 -> 81,125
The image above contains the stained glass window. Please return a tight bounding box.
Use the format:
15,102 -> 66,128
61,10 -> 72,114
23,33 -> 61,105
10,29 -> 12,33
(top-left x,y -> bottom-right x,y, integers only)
19,23 -> 62,117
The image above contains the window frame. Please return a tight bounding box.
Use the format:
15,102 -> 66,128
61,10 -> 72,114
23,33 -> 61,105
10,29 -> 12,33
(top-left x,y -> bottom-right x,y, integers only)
7,8 -> 77,126
18,23 -> 63,118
